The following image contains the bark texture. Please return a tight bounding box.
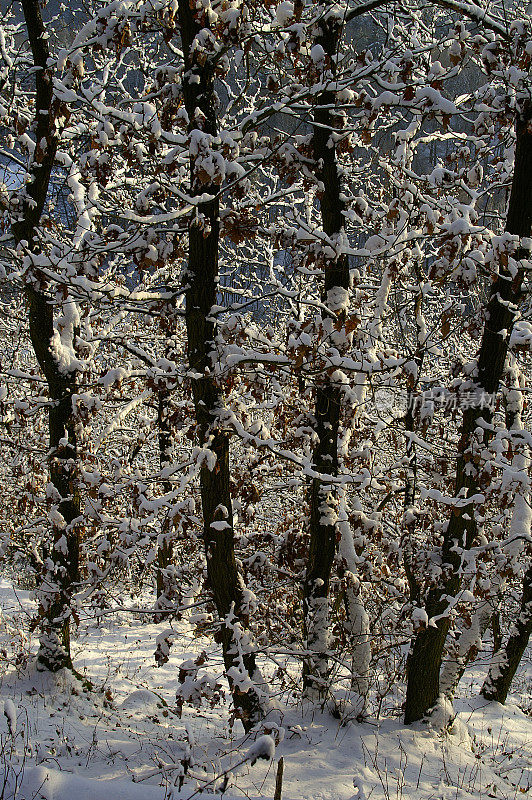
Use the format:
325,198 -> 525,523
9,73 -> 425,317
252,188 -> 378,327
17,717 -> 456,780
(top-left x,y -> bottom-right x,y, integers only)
404,102 -> 532,723
13,0 -> 80,672
177,0 -> 266,730
302,3 -> 352,698
155,381 -> 174,606
441,369 -> 529,701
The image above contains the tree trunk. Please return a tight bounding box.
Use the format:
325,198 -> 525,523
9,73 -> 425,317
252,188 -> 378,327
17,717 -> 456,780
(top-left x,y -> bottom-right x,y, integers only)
302,4 -> 351,699
440,603 -> 497,701
481,563 -> 532,704
155,383 -> 174,607
491,611 -> 503,654
404,101 -> 532,723
177,0 -> 266,731
441,364 -> 528,700
12,0 -> 80,672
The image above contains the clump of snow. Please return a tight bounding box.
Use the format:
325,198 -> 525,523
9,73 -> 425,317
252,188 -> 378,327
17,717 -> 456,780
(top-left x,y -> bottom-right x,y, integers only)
119,689 -> 162,714
326,286 -> 349,314
247,734 -> 275,764
412,607 -> 428,630
427,694 -> 455,731
275,1 -> 294,26
352,776 -> 367,800
310,44 -> 326,65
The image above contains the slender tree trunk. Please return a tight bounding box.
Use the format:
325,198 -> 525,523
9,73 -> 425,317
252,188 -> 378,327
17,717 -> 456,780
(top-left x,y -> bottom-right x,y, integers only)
302,4 -> 352,698
491,611 -> 503,654
404,102 -> 532,723
155,386 -> 174,607
340,563 -> 371,716
177,0 -> 266,730
12,0 -> 80,672
440,364 -> 528,700
402,291 -> 425,610
440,602 -> 497,700
478,365 -> 531,703
154,294 -> 177,609
481,563 -> 532,704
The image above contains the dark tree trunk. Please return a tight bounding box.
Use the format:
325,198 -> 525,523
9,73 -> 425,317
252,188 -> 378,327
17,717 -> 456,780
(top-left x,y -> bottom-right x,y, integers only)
177,0 -> 266,731
491,611 -> 503,654
402,319 -> 425,610
154,295 -> 178,609
440,368 -> 527,700
404,102 -> 532,723
481,564 -> 532,704
302,6 -> 351,698
155,382 -> 173,606
12,0 -> 80,672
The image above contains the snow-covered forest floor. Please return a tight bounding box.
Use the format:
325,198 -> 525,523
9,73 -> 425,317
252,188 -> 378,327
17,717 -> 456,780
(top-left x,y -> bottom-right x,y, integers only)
0,580 -> 529,800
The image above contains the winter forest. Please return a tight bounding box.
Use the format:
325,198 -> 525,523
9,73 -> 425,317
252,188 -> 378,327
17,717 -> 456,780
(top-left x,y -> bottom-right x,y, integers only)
0,0 -> 530,797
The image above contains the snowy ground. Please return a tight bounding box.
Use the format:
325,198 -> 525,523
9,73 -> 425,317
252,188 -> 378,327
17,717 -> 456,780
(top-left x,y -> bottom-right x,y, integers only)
0,580 -> 530,800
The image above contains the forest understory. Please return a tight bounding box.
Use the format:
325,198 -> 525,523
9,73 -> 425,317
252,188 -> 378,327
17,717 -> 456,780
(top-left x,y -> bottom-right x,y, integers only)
0,580 -> 530,800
